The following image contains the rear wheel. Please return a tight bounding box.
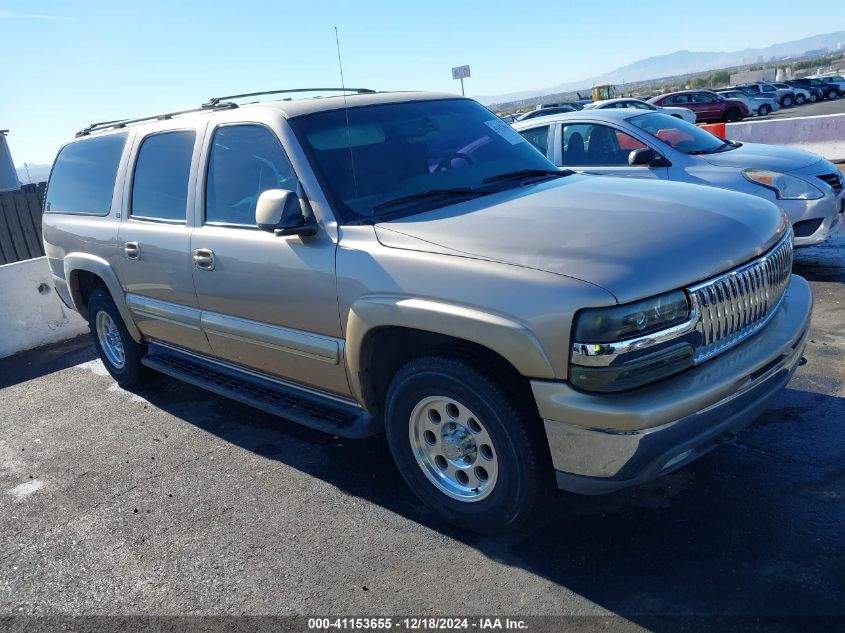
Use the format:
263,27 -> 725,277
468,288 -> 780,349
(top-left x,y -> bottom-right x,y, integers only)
809,93 -> 819,103
795,94 -> 806,105
88,289 -> 148,387
384,356 -> 553,534
828,89 -> 839,100
723,107 -> 742,122
757,104 -> 772,117
781,95 -> 794,108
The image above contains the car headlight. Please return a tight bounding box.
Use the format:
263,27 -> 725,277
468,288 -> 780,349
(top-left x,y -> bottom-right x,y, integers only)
570,290 -> 694,392
573,290 -> 690,342
742,169 -> 824,200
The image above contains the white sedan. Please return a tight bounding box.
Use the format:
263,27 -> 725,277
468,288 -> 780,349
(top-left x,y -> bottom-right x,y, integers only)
582,97 -> 697,123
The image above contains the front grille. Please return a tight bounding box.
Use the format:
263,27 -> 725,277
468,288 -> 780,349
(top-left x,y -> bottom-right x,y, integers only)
816,172 -> 843,194
687,231 -> 793,362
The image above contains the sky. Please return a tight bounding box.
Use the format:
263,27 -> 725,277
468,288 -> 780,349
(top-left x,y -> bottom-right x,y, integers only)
3,0 -> 845,165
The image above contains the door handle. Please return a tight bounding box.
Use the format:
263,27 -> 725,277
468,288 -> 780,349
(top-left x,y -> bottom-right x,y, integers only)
124,241 -> 140,259
192,248 -> 215,271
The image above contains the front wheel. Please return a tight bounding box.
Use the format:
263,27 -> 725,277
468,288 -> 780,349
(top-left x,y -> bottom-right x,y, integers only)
384,356 -> 553,534
88,289 -> 148,387
781,96 -> 794,108
809,93 -> 819,103
757,104 -> 772,116
828,89 -> 839,100
723,108 -> 742,122
795,94 -> 806,105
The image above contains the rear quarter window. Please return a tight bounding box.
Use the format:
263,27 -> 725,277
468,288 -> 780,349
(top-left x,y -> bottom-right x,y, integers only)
45,133 -> 128,215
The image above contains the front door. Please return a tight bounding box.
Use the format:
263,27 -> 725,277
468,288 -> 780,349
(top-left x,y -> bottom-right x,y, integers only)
190,122 -> 350,397
558,122 -> 669,180
117,127 -> 212,354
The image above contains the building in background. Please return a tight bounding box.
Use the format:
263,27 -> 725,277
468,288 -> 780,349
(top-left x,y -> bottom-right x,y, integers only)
0,131 -> 21,192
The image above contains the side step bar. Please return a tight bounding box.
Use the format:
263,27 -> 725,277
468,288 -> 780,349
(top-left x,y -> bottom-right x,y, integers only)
142,345 -> 379,439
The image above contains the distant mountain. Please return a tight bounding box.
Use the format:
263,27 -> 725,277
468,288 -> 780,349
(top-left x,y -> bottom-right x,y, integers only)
478,31 -> 845,105
16,164 -> 51,185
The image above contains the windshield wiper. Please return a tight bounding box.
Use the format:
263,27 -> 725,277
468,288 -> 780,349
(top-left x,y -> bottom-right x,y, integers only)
687,141 -> 741,156
372,187 -> 484,212
482,168 -> 573,184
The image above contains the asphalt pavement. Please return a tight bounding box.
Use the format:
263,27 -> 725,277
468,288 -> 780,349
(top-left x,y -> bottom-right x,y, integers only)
754,95 -> 845,121
0,234 -> 844,624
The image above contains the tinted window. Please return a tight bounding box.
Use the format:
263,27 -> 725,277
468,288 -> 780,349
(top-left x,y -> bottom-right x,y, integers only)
690,93 -> 715,103
519,125 -> 550,155
561,123 -> 646,166
206,125 -> 297,226
290,99 -> 556,222
45,133 -> 127,215
131,131 -> 195,221
630,112 -> 724,155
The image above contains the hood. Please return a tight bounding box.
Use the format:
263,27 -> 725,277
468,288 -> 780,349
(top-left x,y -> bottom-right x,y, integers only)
704,142 -> 822,172
375,176 -> 786,304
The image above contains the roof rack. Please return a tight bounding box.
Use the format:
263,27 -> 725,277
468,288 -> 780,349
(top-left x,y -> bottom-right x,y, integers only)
75,87 -> 377,138
203,87 -> 376,107
75,102 -> 238,138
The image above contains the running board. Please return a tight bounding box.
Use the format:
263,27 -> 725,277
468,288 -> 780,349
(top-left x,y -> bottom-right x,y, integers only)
142,347 -> 379,439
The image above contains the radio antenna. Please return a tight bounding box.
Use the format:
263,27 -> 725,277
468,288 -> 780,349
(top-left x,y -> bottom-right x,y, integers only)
335,26 -> 358,197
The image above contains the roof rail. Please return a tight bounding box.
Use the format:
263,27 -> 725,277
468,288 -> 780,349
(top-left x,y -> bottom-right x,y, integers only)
203,87 -> 376,107
75,102 -> 238,138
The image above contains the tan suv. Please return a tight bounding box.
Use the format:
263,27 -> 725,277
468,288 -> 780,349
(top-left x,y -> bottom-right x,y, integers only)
43,89 -> 812,533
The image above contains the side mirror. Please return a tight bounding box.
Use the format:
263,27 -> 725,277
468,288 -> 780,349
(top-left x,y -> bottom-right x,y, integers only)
628,148 -> 669,167
256,189 -> 317,237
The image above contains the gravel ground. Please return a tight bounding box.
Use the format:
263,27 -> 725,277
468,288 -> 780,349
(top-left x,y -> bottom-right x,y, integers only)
0,233 -> 843,623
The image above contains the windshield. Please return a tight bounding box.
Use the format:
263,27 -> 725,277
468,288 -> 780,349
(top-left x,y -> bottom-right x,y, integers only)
628,112 -> 729,154
289,99 -> 557,223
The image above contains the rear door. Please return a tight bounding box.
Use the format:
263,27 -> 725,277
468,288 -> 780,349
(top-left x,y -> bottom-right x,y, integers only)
556,121 -> 669,180
117,124 -> 212,354
190,119 -> 350,397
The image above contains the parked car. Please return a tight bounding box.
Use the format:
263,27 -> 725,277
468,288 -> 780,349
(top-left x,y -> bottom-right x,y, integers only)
516,104 -> 581,121
772,82 -> 810,105
738,83 -> 795,108
805,74 -> 844,99
44,90 -> 812,534
513,109 -> 843,247
791,77 -> 840,100
784,79 -> 824,103
715,89 -> 779,117
648,90 -> 748,122
582,97 -> 697,123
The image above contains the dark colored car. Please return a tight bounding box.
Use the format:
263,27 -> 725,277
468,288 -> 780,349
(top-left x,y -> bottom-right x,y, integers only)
789,78 -> 840,101
784,80 -> 823,103
516,104 -> 582,121
648,90 -> 748,123
735,84 -> 782,103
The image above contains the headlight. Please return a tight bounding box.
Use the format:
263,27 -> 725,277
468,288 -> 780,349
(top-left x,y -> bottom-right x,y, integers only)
742,169 -> 823,200
570,290 -> 693,392
573,290 -> 690,343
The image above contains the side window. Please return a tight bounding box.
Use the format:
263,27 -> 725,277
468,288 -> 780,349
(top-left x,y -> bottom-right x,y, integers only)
562,124 -> 646,166
45,133 -> 127,215
691,94 -> 715,104
131,131 -> 195,221
205,125 -> 297,226
518,125 -> 550,156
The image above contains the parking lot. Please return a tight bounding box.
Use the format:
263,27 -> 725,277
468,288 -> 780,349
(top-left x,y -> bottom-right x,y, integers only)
756,96 -> 845,121
1,229 -> 843,620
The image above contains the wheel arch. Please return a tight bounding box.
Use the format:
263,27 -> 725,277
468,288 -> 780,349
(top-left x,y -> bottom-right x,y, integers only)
345,296 -> 555,414
64,253 -> 141,342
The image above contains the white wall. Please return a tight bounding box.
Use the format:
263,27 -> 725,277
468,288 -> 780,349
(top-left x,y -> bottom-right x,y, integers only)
726,113 -> 845,162
0,257 -> 88,359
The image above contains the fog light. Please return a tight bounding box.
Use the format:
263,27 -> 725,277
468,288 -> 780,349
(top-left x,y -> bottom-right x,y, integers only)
570,345 -> 694,393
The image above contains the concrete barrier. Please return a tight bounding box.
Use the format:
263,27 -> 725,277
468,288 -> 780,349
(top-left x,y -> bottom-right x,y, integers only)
726,113 -> 845,162
0,256 -> 88,359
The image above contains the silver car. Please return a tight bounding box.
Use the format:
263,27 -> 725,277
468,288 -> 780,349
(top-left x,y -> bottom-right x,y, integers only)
514,109 -> 843,246
716,89 -> 779,117
582,97 -> 697,123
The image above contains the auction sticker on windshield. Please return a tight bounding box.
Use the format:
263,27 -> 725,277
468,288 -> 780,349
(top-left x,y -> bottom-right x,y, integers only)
484,119 -> 527,145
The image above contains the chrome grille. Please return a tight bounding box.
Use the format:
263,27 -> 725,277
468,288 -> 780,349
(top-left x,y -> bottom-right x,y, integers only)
688,231 -> 793,362
816,172 -> 843,194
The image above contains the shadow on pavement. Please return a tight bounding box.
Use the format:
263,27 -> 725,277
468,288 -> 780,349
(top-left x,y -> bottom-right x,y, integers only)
0,335 -> 95,390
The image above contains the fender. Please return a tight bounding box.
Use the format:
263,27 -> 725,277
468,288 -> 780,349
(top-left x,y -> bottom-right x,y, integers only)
63,252 -> 142,343
345,295 -> 556,403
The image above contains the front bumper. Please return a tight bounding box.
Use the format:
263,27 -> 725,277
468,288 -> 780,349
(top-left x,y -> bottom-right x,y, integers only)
533,275 -> 812,495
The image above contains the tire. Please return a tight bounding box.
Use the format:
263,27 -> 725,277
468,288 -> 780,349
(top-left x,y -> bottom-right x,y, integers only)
87,288 -> 148,387
828,89 -> 838,100
723,107 -> 742,123
809,93 -> 818,103
757,104 -> 772,117
795,94 -> 806,105
781,96 -> 794,108
384,356 -> 553,534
